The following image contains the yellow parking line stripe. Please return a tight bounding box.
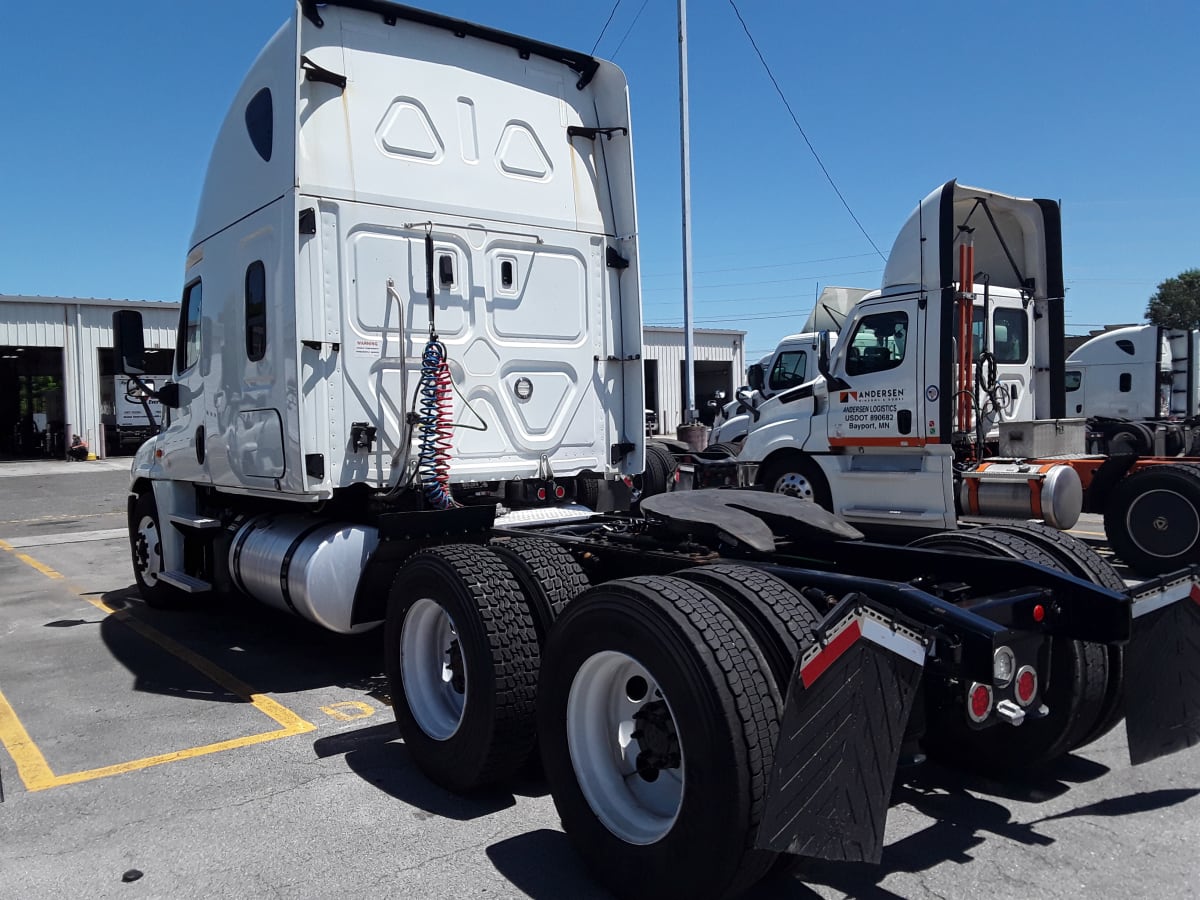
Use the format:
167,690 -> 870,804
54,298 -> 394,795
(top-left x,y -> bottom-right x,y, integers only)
0,539 -> 65,579
0,547 -> 316,792
0,687 -> 59,791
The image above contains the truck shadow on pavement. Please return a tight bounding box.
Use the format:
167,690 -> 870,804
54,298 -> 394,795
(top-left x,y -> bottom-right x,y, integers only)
90,585 -> 1200,899
778,759 -> 1200,899
95,584 -> 390,702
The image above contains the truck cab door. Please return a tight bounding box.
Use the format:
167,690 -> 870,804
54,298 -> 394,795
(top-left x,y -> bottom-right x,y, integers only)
828,298 -> 922,448
155,277 -> 212,483
823,294 -> 953,529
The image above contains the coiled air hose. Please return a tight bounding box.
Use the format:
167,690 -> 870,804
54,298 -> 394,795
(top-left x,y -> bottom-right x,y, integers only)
416,337 -> 454,509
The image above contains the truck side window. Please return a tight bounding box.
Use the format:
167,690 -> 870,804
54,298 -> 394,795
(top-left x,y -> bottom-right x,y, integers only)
245,260 -> 267,362
245,88 -> 273,163
993,309 -> 1028,363
972,307 -> 985,357
846,311 -> 907,376
769,351 -> 807,390
178,280 -> 202,374
1065,371 -> 1082,392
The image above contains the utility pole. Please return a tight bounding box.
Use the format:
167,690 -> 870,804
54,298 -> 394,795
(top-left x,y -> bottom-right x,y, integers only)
678,0 -> 697,427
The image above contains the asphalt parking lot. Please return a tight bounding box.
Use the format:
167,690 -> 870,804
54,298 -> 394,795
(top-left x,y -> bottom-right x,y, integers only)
1,462 -> 1199,899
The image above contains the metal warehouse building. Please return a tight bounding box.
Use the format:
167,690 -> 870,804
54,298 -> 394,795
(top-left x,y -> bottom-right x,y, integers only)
642,326 -> 746,434
0,297 -> 742,458
0,296 -> 179,459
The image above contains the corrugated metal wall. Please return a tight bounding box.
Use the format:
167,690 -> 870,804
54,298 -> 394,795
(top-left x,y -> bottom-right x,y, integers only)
1,298 -> 179,457
643,327 -> 746,433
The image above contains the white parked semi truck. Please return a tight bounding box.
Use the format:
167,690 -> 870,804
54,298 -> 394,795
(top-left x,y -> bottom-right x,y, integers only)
114,5 -> 1200,899
697,182 -> 1200,575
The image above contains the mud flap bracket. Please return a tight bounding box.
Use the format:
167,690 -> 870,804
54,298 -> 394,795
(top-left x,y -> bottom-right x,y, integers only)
756,605 -> 927,863
1124,570 -> 1200,765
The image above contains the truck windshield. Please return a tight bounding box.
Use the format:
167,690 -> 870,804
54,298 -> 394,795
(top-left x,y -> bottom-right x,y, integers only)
769,351 -> 807,390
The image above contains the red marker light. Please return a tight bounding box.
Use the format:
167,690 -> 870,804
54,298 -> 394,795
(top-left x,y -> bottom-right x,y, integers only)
536,488 -> 547,501
967,682 -> 993,723
1032,604 -> 1046,623
555,485 -> 565,499
1015,666 -> 1038,706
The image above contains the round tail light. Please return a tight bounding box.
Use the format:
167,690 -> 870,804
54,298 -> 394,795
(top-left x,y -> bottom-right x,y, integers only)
1015,666 -> 1038,707
536,487 -> 547,501
967,682 -> 993,723
555,485 -> 565,499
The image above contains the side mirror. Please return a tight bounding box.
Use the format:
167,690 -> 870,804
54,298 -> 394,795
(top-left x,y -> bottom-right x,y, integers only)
157,382 -> 182,409
112,310 -> 146,375
747,364 -> 765,392
817,330 -> 832,379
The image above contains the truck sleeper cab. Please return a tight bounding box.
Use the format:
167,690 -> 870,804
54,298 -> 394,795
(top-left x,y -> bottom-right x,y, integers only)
118,0 -> 644,606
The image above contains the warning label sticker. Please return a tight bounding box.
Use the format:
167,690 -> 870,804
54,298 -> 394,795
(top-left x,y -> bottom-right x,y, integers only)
354,338 -> 382,357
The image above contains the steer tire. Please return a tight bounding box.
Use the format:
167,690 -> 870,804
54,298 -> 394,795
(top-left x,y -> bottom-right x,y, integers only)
1104,463 -> 1200,575
385,544 -> 540,792
538,575 -> 781,900
757,452 -> 832,510
708,441 -> 744,459
674,563 -> 821,695
971,521 -> 1128,748
912,530 -> 1109,771
129,490 -> 189,610
489,536 -> 590,645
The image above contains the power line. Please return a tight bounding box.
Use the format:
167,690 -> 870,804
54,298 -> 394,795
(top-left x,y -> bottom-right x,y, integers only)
591,0 -> 624,55
640,251 -> 883,279
612,0 -> 651,58
726,0 -> 886,262
642,266 -> 883,295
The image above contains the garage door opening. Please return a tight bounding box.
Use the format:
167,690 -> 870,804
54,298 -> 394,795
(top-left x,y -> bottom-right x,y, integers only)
680,360 -> 733,427
0,347 -> 67,458
98,348 -> 176,456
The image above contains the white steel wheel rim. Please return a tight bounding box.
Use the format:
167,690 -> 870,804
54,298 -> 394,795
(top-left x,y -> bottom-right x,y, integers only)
401,598 -> 467,740
135,514 -> 163,586
1126,488 -> 1200,558
566,651 -> 684,845
773,471 -> 814,500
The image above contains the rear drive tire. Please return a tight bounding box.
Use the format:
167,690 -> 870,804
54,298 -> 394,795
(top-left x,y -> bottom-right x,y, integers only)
911,530 -> 1109,770
489,536 -> 589,645
970,521 -> 1127,747
539,575 -> 780,900
674,563 -> 821,695
385,544 -> 540,791
575,475 -> 601,511
1104,463 -> 1200,575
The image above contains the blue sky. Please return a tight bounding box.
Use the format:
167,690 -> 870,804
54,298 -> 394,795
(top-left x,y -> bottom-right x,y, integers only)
2,1 -> 1196,361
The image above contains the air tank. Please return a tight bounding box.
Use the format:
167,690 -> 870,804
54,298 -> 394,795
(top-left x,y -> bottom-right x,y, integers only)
229,515 -> 381,633
958,461 -> 1083,530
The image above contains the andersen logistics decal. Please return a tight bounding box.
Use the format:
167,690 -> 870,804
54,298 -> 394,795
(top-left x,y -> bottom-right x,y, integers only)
838,388 -> 905,431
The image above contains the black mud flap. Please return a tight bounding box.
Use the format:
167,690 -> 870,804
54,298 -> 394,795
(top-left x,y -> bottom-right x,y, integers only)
756,606 -> 927,863
1124,568 -> 1200,765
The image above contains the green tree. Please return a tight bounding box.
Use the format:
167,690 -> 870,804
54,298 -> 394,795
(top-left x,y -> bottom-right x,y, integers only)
1145,269 -> 1200,329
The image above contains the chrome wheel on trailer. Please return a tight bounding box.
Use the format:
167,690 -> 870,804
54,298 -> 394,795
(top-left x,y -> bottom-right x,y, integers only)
400,598 -> 467,740
566,651 -> 683,845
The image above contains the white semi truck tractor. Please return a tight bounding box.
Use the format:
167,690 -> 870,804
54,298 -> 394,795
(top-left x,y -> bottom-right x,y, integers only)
113,6 -> 1200,899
